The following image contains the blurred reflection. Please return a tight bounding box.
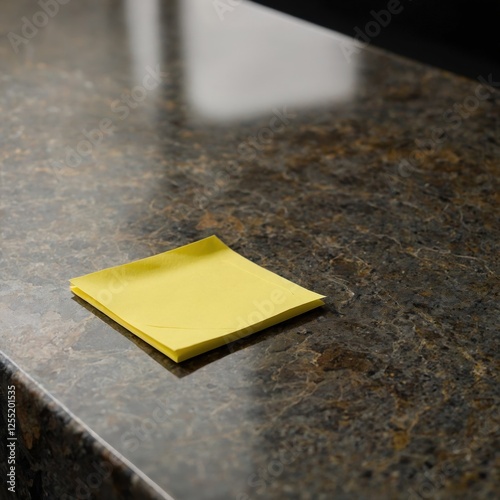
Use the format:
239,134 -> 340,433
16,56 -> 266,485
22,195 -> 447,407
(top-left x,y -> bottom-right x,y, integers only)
125,0 -> 162,84
180,0 -> 357,121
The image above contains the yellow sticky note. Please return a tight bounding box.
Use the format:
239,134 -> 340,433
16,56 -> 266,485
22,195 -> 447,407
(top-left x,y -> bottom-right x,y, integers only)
70,236 -> 325,362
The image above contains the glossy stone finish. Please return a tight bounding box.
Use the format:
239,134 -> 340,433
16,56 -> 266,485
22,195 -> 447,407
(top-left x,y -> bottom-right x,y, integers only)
1,0 -> 499,499
0,354 -> 168,499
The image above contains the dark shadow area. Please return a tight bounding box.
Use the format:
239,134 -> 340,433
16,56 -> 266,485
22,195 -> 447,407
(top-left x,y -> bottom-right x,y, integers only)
251,0 -> 500,81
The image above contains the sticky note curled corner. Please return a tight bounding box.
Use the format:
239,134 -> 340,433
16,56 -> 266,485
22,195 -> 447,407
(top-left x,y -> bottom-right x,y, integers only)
70,235 -> 325,362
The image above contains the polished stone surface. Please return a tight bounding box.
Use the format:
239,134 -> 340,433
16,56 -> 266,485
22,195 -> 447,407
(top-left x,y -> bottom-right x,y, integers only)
0,354 -> 168,499
1,0 -> 499,498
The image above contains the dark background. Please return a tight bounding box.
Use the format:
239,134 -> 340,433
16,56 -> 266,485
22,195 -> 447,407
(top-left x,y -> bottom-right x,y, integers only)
252,0 -> 500,82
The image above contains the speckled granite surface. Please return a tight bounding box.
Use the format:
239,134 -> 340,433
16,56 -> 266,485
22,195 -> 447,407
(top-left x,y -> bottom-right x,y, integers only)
1,0 -> 499,499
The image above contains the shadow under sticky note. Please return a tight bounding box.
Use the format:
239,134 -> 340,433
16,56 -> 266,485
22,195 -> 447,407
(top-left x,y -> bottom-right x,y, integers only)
70,236 -> 325,362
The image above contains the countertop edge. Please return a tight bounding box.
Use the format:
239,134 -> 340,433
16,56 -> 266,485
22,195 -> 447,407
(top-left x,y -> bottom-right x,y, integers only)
0,350 -> 174,500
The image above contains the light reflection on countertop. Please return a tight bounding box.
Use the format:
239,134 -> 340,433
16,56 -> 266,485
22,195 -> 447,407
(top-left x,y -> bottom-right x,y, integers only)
180,0 -> 357,121
125,0 -> 162,85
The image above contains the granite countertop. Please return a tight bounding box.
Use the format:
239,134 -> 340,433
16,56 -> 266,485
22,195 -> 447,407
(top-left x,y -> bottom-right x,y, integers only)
1,0 -> 499,498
